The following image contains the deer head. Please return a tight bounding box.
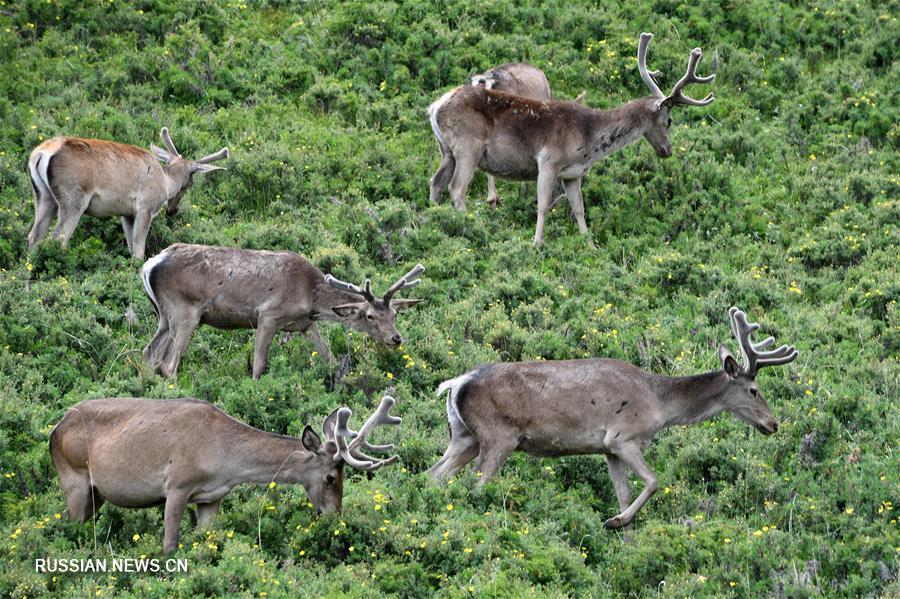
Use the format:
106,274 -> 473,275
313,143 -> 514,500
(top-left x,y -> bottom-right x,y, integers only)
149,127 -> 229,216
298,396 -> 402,514
324,264 -> 424,347
637,32 -> 716,158
718,307 -> 798,434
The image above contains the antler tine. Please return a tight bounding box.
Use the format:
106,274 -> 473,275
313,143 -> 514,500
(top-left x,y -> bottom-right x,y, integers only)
383,263 -> 425,303
160,127 -> 180,157
637,33 -> 665,100
195,147 -> 230,164
729,307 -> 798,376
324,274 -> 375,302
332,396 -> 402,472
665,47 -> 716,107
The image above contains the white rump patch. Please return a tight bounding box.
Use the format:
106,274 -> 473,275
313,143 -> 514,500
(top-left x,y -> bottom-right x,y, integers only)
436,371 -> 476,433
140,250 -> 168,311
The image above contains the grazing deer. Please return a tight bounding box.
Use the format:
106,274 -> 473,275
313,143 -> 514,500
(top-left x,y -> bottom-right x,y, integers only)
50,395 -> 402,553
141,243 -> 424,379
427,307 -> 797,531
428,33 -> 715,245
27,128 -> 228,259
468,63 -> 586,209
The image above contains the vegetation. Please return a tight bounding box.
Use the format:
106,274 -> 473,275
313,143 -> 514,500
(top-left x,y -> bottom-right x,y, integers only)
1,0 -> 897,596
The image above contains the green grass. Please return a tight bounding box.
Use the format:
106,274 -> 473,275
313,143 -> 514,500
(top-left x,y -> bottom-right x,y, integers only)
0,0 -> 898,596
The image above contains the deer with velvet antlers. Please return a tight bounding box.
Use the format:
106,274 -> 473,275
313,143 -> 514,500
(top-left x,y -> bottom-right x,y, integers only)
428,33 -> 715,245
50,395 -> 402,553
141,243 -> 424,379
428,307 -> 797,530
28,128 -> 228,259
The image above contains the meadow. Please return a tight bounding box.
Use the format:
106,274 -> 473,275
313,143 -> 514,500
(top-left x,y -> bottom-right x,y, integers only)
0,0 -> 897,596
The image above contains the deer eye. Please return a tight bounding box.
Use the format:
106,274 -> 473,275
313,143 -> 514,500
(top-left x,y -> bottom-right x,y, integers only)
749,388 -> 758,397
366,313 -> 375,321
325,474 -> 336,484
667,117 -> 673,127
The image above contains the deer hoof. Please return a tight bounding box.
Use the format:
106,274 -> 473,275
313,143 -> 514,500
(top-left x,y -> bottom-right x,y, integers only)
604,515 -> 627,529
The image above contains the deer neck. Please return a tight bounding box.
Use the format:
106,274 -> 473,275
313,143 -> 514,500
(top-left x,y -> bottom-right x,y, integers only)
311,279 -> 368,323
654,370 -> 731,428
229,430 -> 311,485
585,98 -> 656,161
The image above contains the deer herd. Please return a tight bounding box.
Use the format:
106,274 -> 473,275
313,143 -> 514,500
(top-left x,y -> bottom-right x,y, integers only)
28,34 -> 800,553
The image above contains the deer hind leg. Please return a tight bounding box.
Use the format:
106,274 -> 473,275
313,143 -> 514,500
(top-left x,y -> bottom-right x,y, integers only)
486,175 -> 501,209
51,187 -> 92,247
159,306 -> 201,378
426,428 -> 479,481
58,467 -> 105,522
143,314 -> 171,369
472,429 -> 520,485
28,188 -> 58,249
429,143 -> 456,204
603,443 -> 659,530
447,147 -> 481,212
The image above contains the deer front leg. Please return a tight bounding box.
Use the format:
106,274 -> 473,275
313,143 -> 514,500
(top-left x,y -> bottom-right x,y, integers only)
252,319 -> 280,379
605,454 -> 633,538
486,174 -> 501,209
129,209 -> 154,260
304,323 -> 335,363
604,443 -> 658,529
196,499 -> 222,527
533,164 -> 559,246
162,490 -> 189,553
562,177 -> 594,246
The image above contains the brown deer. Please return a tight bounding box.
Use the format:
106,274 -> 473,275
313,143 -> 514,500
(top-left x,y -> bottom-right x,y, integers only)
427,33 -> 715,245
28,128 -> 228,259
467,63 -> 586,209
427,307 -> 797,531
50,395 -> 402,553
141,243 -> 424,379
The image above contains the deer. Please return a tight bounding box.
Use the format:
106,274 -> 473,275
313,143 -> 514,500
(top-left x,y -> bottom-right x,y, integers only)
427,32 -> 715,245
50,394 -> 402,553
27,128 -> 229,259
468,63 -> 586,209
141,243 -> 424,379
427,307 -> 798,531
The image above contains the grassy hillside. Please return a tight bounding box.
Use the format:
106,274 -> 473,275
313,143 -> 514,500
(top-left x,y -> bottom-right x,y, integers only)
1,0 -> 897,596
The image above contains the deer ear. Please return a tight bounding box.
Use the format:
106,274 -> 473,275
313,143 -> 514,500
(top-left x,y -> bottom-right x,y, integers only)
301,425 -> 322,452
391,299 -> 423,312
150,144 -> 172,163
321,408 -> 340,442
191,163 -> 226,174
719,345 -> 740,379
331,303 -> 363,317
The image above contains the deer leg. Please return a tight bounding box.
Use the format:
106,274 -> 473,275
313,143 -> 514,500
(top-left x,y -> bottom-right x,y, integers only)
429,144 -> 456,204
252,319 -> 280,379
562,177 -> 593,245
603,444 -> 658,529
159,308 -> 201,378
51,190 -> 91,247
28,193 -> 57,249
448,149 -> 480,212
605,454 -> 633,538
486,175 -> 501,208
196,499 -> 222,527
473,432 -> 519,485
303,323 -> 335,363
426,430 -> 479,481
58,468 -> 104,521
162,490 -> 189,553
533,165 -> 559,246
129,209 -> 154,260
120,216 -> 135,255
143,316 -> 171,368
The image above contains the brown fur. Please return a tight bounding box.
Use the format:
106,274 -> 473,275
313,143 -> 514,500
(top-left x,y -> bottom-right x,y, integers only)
428,308 -> 795,531
141,244 -> 422,379
27,130 -> 227,259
